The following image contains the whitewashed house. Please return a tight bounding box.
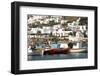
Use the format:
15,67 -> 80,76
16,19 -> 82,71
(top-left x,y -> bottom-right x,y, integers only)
52,24 -> 61,36
78,25 -> 87,32
52,30 -> 57,36
31,28 -> 38,34
53,24 -> 61,29
42,26 -> 51,34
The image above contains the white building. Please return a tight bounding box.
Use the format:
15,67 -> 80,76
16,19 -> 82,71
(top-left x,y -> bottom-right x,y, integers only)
42,26 -> 51,34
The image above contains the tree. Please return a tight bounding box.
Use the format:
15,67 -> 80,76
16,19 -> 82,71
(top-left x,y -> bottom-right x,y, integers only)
37,31 -> 41,35
79,17 -> 88,25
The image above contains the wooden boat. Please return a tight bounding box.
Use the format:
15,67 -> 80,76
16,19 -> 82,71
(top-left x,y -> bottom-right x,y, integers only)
44,48 -> 70,55
43,48 -> 86,55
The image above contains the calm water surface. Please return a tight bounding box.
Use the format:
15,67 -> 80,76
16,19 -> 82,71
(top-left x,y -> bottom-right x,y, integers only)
28,52 -> 87,61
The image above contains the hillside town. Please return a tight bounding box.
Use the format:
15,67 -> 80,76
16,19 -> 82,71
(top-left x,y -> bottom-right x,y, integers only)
27,15 -> 88,59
